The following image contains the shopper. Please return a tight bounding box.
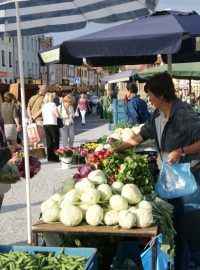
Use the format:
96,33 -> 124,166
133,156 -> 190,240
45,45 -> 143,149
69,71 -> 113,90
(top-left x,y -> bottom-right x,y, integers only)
0,120 -> 13,210
58,95 -> 75,148
1,92 -> 21,149
42,92 -> 60,162
101,92 -> 110,119
77,94 -> 89,125
27,85 -> 48,143
11,94 -> 23,145
110,72 -> 200,270
126,82 -> 149,125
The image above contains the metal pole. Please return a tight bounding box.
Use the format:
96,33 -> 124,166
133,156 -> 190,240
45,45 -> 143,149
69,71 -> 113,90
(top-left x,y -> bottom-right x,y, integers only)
167,54 -> 172,75
15,0 -> 32,244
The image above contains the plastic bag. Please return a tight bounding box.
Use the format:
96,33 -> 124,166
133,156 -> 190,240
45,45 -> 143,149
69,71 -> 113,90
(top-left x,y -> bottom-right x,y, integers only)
141,234 -> 169,270
155,160 -> 197,199
0,163 -> 21,184
74,109 -> 79,117
27,123 -> 40,143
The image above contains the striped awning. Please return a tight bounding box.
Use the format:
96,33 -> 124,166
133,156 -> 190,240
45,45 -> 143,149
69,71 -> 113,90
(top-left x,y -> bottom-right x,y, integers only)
0,0 -> 159,36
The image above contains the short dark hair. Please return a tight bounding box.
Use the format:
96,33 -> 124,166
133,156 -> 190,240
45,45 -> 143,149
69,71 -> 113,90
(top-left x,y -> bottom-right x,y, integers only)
126,82 -> 138,94
144,72 -> 176,102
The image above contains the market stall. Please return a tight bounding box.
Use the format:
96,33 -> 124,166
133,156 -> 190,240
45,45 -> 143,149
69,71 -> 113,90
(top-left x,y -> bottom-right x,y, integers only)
29,124 -> 174,269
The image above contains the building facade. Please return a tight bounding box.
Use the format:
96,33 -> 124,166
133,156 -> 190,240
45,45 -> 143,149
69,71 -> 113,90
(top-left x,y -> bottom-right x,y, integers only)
13,35 -> 41,83
0,33 -> 13,83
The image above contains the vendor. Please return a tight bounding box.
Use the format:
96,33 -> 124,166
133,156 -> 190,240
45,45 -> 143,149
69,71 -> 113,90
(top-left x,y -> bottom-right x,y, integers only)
110,72 -> 200,270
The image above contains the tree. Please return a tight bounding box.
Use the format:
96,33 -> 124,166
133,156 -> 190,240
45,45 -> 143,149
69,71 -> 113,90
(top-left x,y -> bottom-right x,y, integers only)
104,66 -> 120,74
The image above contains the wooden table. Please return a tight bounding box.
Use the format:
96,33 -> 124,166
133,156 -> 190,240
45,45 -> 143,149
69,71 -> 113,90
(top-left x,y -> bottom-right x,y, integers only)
32,221 -> 158,269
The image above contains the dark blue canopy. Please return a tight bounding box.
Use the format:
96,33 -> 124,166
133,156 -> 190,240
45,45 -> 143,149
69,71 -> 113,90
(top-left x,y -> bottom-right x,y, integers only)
53,10 -> 200,66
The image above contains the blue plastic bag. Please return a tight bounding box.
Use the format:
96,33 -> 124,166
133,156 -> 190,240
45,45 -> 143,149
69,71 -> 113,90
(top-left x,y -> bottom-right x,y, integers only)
155,160 -> 197,199
141,234 -> 169,270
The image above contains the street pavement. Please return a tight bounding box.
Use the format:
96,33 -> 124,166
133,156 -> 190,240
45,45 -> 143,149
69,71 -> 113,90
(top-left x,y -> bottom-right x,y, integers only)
0,113 -> 109,245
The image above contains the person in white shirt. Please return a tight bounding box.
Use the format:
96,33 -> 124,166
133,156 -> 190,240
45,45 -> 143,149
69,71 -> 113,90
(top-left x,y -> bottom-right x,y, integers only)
58,95 -> 75,147
42,93 -> 60,162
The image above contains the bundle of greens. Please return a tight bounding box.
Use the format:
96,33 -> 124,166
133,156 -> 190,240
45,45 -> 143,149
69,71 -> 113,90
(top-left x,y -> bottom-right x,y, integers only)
151,197 -> 175,257
116,154 -> 155,195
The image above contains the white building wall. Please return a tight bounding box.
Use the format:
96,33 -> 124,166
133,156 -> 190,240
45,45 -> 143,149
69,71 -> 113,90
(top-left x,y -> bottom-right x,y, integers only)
0,34 -> 14,83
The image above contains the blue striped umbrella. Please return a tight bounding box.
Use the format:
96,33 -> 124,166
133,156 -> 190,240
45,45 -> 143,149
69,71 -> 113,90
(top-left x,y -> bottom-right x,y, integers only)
0,0 -> 159,244
0,0 -> 159,36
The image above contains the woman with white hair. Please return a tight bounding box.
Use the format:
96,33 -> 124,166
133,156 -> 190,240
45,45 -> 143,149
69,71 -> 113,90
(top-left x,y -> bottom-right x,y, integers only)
42,92 -> 60,162
58,95 -> 75,147
77,94 -> 89,125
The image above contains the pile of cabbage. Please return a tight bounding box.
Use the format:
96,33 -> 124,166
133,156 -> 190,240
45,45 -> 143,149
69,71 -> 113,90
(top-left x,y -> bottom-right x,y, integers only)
107,124 -> 143,143
41,169 -> 153,229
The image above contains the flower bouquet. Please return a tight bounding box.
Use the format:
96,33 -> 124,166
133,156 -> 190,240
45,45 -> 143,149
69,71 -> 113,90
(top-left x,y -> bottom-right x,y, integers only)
71,147 -> 87,165
55,147 -> 74,169
55,147 -> 73,158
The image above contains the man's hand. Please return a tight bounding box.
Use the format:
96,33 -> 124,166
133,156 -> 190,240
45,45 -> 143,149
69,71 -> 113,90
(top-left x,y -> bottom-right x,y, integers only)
167,149 -> 182,164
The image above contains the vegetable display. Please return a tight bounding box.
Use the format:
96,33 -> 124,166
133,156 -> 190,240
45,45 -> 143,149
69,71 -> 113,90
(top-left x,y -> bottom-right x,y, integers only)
0,249 -> 87,270
40,124 -> 175,257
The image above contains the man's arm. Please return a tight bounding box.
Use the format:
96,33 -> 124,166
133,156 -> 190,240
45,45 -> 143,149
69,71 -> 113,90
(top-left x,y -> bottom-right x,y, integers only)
111,133 -> 144,152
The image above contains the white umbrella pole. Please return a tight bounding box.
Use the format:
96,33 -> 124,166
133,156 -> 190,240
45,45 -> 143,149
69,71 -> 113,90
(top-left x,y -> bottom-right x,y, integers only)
167,54 -> 172,75
15,0 -> 32,244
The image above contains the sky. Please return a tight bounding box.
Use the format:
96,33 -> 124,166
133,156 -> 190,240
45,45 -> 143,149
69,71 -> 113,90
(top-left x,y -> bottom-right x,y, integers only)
52,0 -> 200,45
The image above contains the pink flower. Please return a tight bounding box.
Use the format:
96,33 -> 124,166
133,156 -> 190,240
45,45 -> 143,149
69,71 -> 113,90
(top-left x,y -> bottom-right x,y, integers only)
80,149 -> 88,156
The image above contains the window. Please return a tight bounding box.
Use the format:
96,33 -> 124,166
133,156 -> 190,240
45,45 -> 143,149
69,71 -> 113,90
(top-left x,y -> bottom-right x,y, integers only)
2,51 -> 5,66
9,52 -> 12,67
16,60 -> 18,75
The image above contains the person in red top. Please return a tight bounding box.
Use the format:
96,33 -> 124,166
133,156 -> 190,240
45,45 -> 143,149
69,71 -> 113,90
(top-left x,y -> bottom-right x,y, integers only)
77,94 -> 90,125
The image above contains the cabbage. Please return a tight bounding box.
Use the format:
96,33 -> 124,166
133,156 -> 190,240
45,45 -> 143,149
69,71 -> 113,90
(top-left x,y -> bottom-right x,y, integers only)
97,184 -> 112,201
81,188 -> 100,205
78,203 -> 91,219
62,179 -> 75,194
62,189 -> 79,204
49,193 -> 63,203
79,164 -> 94,178
121,184 -> 142,204
122,128 -> 134,142
41,199 -> 58,214
135,208 -> 153,228
128,206 -> 137,214
131,124 -> 143,135
87,170 -> 107,185
111,182 -> 124,194
77,178 -> 95,190
136,200 -> 152,212
108,133 -> 121,141
60,205 -> 83,226
86,204 -> 104,225
104,210 -> 119,226
113,128 -> 123,136
42,206 -> 60,223
109,195 -> 128,211
118,210 -> 136,229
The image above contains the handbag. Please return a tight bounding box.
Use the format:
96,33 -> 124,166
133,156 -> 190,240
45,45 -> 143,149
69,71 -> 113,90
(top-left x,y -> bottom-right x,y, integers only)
57,104 -> 64,128
57,117 -> 64,128
0,163 -> 21,184
74,109 -> 79,117
155,159 -> 198,199
27,123 -> 40,143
